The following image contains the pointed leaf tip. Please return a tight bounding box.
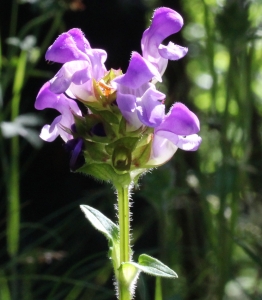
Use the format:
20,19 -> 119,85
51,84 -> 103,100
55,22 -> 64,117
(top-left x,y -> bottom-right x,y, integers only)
136,254 -> 178,278
80,204 -> 119,242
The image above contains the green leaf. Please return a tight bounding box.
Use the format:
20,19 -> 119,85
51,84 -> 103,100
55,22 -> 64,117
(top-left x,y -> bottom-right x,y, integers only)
78,162 -> 131,186
105,137 -> 140,155
127,254 -> 178,278
80,205 -> 119,242
90,108 -> 119,124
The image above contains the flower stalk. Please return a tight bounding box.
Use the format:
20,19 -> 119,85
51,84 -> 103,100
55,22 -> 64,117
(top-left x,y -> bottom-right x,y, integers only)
117,184 -> 131,300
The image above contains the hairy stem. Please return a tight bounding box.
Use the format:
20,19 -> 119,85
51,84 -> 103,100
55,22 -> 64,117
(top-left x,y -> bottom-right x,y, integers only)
117,184 -> 131,300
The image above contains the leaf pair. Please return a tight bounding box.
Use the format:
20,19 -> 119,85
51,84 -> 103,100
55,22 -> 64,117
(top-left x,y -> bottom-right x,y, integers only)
80,205 -> 177,279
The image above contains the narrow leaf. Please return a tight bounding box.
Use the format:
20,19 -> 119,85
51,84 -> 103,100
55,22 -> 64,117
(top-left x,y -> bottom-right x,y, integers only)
80,205 -> 119,242
127,254 -> 178,278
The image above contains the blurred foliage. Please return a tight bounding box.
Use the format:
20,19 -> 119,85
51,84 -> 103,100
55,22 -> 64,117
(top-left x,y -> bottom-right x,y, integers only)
1,0 -> 262,299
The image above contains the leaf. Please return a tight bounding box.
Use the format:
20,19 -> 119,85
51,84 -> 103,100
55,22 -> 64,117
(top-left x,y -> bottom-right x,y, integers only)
78,162 -> 131,187
128,254 -> 178,278
80,205 -> 119,242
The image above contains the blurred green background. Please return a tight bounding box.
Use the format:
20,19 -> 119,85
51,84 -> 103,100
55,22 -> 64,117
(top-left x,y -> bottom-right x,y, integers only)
1,0 -> 262,299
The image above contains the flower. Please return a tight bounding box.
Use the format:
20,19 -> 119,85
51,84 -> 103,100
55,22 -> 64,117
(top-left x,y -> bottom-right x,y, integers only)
149,103 -> 202,165
35,82 -> 82,142
113,7 -> 188,131
35,7 -> 201,176
141,7 -> 188,76
45,28 -> 107,100
35,82 -> 84,170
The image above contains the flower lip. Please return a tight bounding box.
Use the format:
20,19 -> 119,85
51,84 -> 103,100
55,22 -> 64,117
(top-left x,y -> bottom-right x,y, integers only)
113,52 -> 161,89
45,30 -> 89,63
141,7 -> 184,55
141,7 -> 187,75
156,102 -> 200,136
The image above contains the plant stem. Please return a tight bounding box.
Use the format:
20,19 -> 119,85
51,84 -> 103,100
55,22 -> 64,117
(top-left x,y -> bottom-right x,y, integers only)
117,184 -> 131,300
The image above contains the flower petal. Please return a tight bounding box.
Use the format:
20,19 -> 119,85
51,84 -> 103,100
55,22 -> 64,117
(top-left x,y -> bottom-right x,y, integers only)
86,48 -> 107,80
156,102 -> 200,136
114,52 -> 161,89
141,7 -> 185,74
156,131 -> 202,151
158,42 -> 188,60
67,28 -> 91,52
35,82 -> 81,116
136,87 -> 165,127
45,30 -> 89,63
116,92 -> 142,130
148,134 -> 178,165
39,118 -> 60,142
49,60 -> 91,94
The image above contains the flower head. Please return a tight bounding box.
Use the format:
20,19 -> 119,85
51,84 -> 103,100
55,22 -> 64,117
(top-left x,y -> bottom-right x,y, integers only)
35,7 -> 201,178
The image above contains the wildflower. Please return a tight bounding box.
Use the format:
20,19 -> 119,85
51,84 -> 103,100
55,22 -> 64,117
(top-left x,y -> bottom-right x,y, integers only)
35,82 -> 82,142
35,7 -> 201,174
141,7 -> 188,76
45,28 -> 107,100
149,103 -> 202,165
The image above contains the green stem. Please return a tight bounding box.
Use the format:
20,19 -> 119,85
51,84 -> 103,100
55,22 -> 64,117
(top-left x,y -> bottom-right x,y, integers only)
117,184 -> 131,300
9,0 -> 18,37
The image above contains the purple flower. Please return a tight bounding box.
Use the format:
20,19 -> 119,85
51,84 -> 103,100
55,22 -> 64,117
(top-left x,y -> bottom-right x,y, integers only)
148,103 -> 202,165
35,7 -> 201,172
113,53 -> 165,130
46,28 -> 107,100
35,82 -> 82,142
113,7 -> 188,130
115,81 -> 165,130
141,7 -> 188,76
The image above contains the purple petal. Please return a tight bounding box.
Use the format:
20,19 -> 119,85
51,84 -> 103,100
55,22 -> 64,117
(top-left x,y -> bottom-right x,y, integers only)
156,102 -> 200,136
158,42 -> 188,60
39,122 -> 60,142
49,60 -> 91,94
116,92 -> 142,130
45,30 -> 89,63
136,87 -> 165,127
86,48 -> 107,80
156,131 -> 202,151
39,114 -> 74,142
35,82 -> 81,116
114,52 -> 161,89
148,134 -> 178,165
69,81 -> 94,101
67,28 -> 91,52
141,7 -> 185,74
35,81 -> 82,142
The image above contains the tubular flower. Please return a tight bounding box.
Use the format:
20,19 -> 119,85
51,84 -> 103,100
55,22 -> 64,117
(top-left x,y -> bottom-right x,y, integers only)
35,82 -> 82,142
148,103 -> 202,166
46,28 -> 107,100
113,7 -> 188,132
35,7 -> 201,177
141,7 -> 188,76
